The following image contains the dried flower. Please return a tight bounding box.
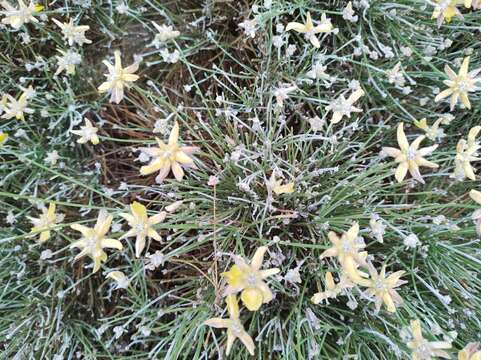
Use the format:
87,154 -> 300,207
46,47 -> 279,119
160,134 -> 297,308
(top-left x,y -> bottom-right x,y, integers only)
139,122 -> 198,183
311,272 -> 353,304
286,12 -> 333,48
204,295 -> 255,356
120,201 -> 166,258
222,246 -> 280,311
70,210 -> 123,273
414,116 -> 452,141
435,56 -> 481,110
98,50 -> 139,104
382,123 -> 438,184
266,172 -> 294,196
406,319 -> 452,359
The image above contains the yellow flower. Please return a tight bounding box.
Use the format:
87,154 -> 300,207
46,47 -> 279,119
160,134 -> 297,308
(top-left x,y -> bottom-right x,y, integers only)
98,50 -> 139,104
285,11 -> 333,48
106,271 -> 130,289
266,172 -> 294,195
382,122 -> 439,184
204,295 -> 255,356
431,0 -> 463,26
325,88 -> 365,124
222,246 -> 280,311
311,271 -> 353,304
469,189 -> 481,235
1,92 -> 34,121
71,118 -> 99,145
70,210 -> 123,274
458,342 -> 481,360
0,131 -> 8,145
139,122 -> 198,183
0,0 -> 43,29
320,222 -> 369,285
363,262 -> 406,313
435,56 -> 481,110
452,126 -> 481,180
120,201 -> 166,258
52,18 -> 91,47
406,319 -> 452,360
28,203 -> 61,242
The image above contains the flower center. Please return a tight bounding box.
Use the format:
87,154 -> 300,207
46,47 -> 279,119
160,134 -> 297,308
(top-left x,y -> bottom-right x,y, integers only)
406,147 -> 417,160
246,273 -> 258,287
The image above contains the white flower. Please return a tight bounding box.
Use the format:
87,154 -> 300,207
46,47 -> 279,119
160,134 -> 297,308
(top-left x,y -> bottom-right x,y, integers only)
160,48 -> 180,63
307,116 -> 325,132
273,83 -> 297,108
106,271 -> 130,289
325,88 -> 364,123
342,2 -> 358,22
71,118 -> 100,145
404,233 -> 420,248
1,90 -> 34,121
45,150 -> 60,165
307,62 -> 329,80
239,18 -> 257,38
386,62 -> 406,87
1,0 -> 43,29
55,48 -> 82,76
98,51 -> 139,103
52,18 -> 91,46
151,22 -> 180,47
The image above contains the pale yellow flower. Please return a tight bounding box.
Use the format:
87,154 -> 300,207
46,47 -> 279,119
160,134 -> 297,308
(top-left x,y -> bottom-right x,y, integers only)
382,122 -> 439,184
52,18 -> 91,46
222,246 -> 280,311
435,56 -> 481,110
406,319 -> 452,359
452,126 -> 481,180
106,271 -> 130,289
458,342 -> 481,360
0,131 -> 8,145
432,0 -> 464,26
120,201 -> 166,258
285,11 -> 333,48
311,271 -> 353,304
55,48 -> 82,76
28,203 -> 61,242
139,122 -> 198,183
204,295 -> 255,356
71,118 -> 99,145
320,222 -> 369,285
0,0 -> 43,29
469,189 -> 481,235
70,210 -> 123,274
325,88 -> 364,124
266,172 -> 294,195
98,50 -> 139,104
1,92 -> 34,121
363,262 -> 406,313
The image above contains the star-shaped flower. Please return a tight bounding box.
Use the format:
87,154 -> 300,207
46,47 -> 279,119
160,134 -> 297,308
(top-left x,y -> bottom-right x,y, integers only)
222,246 -> 280,311
0,0 -> 43,29
52,18 -> 92,46
363,262 -> 406,313
311,271 -> 354,304
320,222 -> 369,285
71,118 -> 100,145
266,172 -> 294,196
204,295 -> 255,356
285,12 -> 333,48
139,122 -> 198,183
151,22 -> 180,46
70,210 -> 123,274
98,51 -> 139,104
106,271 -> 130,290
435,56 -> 481,110
406,319 -> 452,359
458,342 -> 481,360
1,91 -> 34,121
55,48 -> 82,76
452,126 -> 481,180
120,201 -> 166,258
414,115 -> 453,141
28,203 -> 62,242
382,122 -> 439,184
325,88 -> 365,124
